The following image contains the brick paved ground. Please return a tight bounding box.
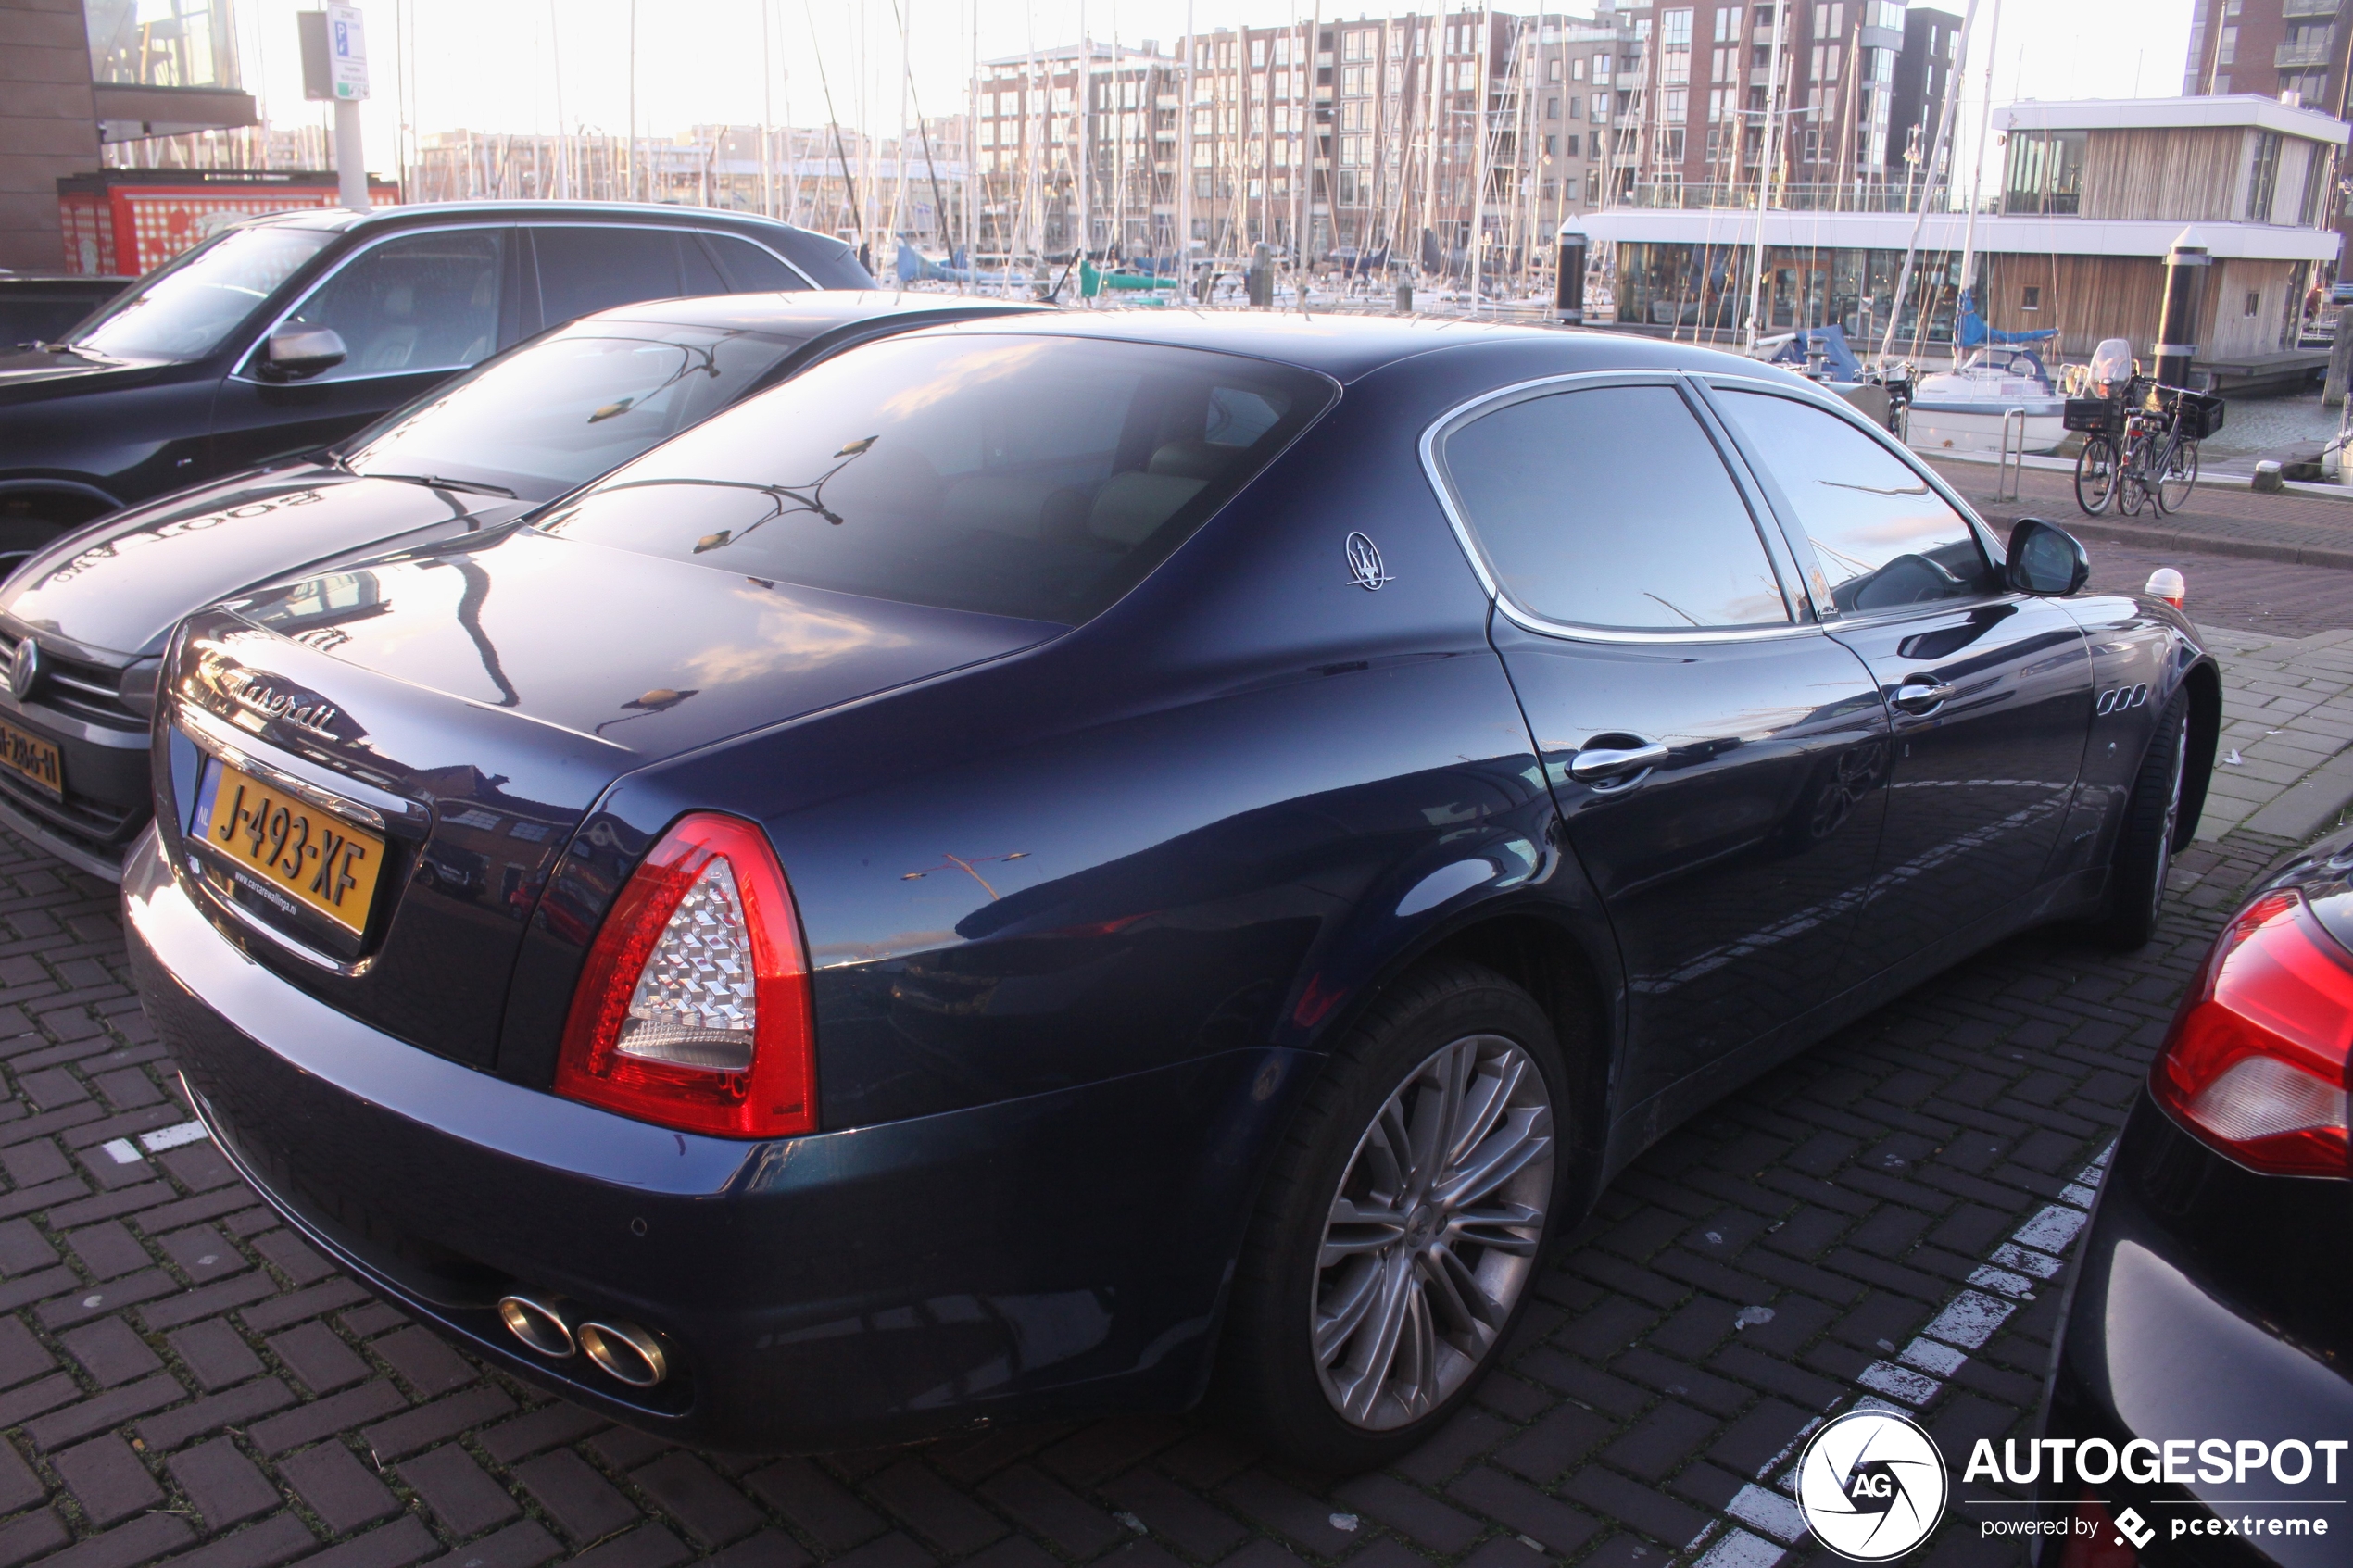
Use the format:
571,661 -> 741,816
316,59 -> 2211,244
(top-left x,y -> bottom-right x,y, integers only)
0,630 -> 2335,1568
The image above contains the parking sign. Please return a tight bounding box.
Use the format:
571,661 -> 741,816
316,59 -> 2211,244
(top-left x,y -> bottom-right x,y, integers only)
328,4 -> 368,101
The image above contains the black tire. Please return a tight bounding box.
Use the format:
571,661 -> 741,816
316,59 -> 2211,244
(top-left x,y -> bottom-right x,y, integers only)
2073,433 -> 2117,515
1214,961 -> 1574,1474
2156,434 -> 2198,514
2094,694 -> 2190,949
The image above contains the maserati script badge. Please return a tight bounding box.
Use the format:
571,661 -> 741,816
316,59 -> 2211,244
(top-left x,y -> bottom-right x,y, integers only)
6,639 -> 37,701
1345,532 -> 1392,591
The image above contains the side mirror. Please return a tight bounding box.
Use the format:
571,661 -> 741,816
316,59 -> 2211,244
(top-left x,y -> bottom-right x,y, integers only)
259,326 -> 346,381
2006,517 -> 2089,597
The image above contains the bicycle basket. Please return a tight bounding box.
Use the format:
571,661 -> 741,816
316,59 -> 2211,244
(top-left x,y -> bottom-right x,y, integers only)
2063,396 -> 2125,435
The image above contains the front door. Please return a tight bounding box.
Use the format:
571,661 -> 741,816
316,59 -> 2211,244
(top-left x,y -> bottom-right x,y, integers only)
210,227 -> 516,478
1433,376 -> 1891,1106
1705,380 -> 2095,981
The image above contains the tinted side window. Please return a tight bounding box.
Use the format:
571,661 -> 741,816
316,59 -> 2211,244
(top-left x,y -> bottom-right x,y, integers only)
1715,389 -> 1994,613
535,227 -> 686,326
1440,384 -> 1790,631
281,230 -> 504,380
705,233 -> 805,292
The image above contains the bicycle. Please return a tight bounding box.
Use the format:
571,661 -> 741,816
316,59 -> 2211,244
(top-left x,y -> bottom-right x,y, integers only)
2077,381 -> 2200,517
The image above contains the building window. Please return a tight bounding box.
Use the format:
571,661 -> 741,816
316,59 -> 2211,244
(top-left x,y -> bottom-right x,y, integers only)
1658,127 -> 1686,161
2218,26 -> 2236,67
1593,54 -> 1611,83
2003,128 -> 2086,216
2021,286 -> 2041,311
1545,133 -> 1559,157
2245,290 -> 2262,319
2247,131 -> 2283,221
1715,6 -> 1743,44
1548,95 -> 1561,119
1573,56 -> 1586,81
1565,132 -> 1580,157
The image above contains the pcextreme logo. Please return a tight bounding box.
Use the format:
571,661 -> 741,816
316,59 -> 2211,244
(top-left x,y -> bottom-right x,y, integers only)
1796,1409 -> 1950,1561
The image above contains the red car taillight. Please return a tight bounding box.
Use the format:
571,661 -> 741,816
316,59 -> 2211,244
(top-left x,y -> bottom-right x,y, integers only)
2151,889 -> 2353,1178
554,812 -> 816,1139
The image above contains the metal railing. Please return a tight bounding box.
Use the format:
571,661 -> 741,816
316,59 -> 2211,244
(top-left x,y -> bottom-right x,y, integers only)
1621,180 -> 1951,212
2276,40 -> 2334,68
2284,0 -> 2336,19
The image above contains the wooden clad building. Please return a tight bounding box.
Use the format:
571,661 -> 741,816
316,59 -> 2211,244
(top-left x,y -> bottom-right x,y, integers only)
1588,94 -> 2346,374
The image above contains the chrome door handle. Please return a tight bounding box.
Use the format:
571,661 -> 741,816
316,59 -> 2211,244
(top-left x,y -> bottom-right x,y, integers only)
1890,675 -> 1956,714
1569,741 -> 1670,784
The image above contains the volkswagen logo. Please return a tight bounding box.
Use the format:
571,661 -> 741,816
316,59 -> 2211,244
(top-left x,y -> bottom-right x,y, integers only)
6,639 -> 37,702
1344,532 -> 1393,591
1796,1408 -> 1948,1560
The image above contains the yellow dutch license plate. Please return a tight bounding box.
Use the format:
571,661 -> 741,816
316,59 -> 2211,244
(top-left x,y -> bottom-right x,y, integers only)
0,718 -> 61,799
200,761 -> 385,936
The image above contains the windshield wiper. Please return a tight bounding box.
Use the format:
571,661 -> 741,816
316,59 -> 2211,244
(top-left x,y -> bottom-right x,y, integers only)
366,472 -> 517,498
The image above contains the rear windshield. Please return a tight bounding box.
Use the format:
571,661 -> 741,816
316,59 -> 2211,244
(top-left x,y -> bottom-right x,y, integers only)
344,324 -> 804,498
67,225 -> 333,362
536,332 -> 1331,624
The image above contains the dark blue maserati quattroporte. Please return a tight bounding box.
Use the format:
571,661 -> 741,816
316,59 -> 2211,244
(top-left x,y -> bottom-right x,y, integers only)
127,315 -> 2220,1470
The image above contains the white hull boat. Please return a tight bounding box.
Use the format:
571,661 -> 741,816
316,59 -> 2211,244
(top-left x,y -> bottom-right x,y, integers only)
1906,349 -> 2067,455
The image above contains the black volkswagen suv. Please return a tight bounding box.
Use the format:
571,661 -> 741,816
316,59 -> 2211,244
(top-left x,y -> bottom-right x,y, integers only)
0,202 -> 869,562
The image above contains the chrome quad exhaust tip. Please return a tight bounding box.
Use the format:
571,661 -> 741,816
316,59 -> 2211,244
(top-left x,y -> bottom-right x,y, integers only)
578,1320 -> 671,1387
495,1294 -> 576,1359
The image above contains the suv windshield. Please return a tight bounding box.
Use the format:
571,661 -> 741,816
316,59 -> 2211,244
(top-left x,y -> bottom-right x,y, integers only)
344,324 -> 805,499
537,333 -> 1332,625
66,225 -> 333,363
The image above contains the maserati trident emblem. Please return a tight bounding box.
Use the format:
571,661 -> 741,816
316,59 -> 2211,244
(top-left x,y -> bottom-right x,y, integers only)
6,639 -> 37,701
1344,532 -> 1393,591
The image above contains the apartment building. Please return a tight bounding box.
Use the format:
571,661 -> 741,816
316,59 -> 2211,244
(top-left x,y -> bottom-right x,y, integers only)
1608,1 -> 1957,209
2184,0 -> 2350,111
969,6 -> 1653,269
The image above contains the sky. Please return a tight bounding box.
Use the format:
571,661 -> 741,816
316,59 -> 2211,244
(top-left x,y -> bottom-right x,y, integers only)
223,0 -> 2200,181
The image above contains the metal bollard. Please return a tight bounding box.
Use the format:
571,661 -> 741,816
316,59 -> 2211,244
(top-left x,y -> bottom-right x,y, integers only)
1395,273 -> 1415,314
1994,408 -> 2026,502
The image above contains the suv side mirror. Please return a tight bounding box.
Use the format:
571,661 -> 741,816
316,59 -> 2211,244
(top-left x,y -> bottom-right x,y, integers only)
2007,517 -> 2089,597
260,326 -> 346,381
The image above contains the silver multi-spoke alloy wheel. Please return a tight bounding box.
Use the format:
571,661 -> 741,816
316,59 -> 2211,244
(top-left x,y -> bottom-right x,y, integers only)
1312,1034 -> 1554,1430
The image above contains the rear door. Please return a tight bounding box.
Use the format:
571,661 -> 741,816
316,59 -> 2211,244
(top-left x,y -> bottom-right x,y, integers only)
209,226 -> 521,476
1432,374 -> 1892,1105
1704,378 -> 2094,981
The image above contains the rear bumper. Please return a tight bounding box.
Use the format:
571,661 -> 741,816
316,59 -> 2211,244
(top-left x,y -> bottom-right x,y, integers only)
126,825 -> 1310,1451
2037,1097 -> 2353,1568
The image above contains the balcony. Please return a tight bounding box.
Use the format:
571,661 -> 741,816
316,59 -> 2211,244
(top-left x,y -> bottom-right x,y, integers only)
2284,0 -> 2337,17
2276,38 -> 2334,68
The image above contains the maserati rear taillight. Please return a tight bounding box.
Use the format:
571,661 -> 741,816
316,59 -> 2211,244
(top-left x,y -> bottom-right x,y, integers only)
555,812 -> 816,1138
2151,889 -> 2353,1178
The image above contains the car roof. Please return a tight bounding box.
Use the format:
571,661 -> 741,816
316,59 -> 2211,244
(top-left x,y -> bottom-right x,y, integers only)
573,290 -> 1051,335
896,309 -> 1793,384
254,201 -> 822,236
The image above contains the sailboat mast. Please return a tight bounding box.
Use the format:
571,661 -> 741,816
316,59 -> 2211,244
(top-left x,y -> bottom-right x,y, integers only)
1742,0 -> 1787,351
1876,0 -> 1980,363
1955,0 -> 2002,341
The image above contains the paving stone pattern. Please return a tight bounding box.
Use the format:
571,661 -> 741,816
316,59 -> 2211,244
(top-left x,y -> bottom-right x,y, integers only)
0,674 -> 2328,1568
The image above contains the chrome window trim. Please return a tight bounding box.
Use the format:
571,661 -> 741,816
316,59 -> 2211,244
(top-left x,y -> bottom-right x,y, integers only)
1695,372 -> 2019,629
172,699 -> 404,834
229,220 -> 815,389
1417,369 -> 1823,646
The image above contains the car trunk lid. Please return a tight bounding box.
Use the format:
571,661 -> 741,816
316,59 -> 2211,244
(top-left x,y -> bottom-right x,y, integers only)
158,527 -> 1062,1069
